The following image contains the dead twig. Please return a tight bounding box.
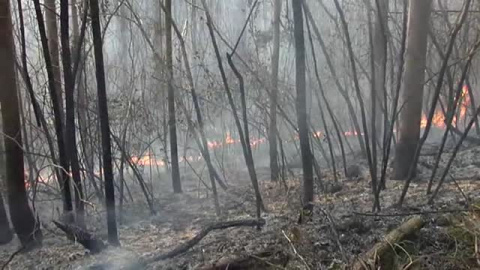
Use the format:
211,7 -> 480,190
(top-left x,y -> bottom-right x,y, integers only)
281,229 -> 310,269
448,173 -> 470,207
1,246 -> 25,270
319,208 -> 348,263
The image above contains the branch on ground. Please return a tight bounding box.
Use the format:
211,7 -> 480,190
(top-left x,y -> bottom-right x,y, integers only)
352,215 -> 425,270
53,220 -> 106,253
144,218 -> 266,263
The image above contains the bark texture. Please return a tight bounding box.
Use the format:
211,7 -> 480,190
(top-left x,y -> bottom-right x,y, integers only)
166,0 -> 182,193
89,0 -> 119,245
269,0 -> 282,182
292,0 -> 314,212
393,0 -> 432,179
0,0 -> 42,246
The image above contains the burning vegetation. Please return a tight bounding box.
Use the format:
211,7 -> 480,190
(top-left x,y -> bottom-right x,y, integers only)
2,0 -> 480,269
420,85 -> 472,129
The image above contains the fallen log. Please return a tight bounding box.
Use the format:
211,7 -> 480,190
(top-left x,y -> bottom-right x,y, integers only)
52,220 -> 106,253
352,215 -> 425,270
144,218 -> 265,264
196,248 -> 289,270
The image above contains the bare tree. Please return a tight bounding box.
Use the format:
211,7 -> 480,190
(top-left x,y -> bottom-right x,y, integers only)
303,3 -> 366,157
373,0 -> 389,141
33,0 -> 73,217
60,0 -> 85,226
165,0 -> 182,193
72,0 -> 103,201
393,0 -> 432,180
45,0 -> 65,123
0,0 -> 42,247
201,0 -> 265,218
89,0 -> 119,245
269,0 -> 282,182
292,0 -> 314,216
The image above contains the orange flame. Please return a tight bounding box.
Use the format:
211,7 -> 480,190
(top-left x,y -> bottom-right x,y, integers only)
25,171 -> 56,189
313,131 -> 323,138
420,84 -> 470,129
131,153 -> 166,166
225,132 -> 235,144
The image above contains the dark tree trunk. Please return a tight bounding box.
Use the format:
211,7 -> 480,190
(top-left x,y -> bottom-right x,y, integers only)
0,131 -> 12,245
0,0 -> 42,246
89,0 -> 119,245
72,0 -> 103,201
155,0 -> 227,216
60,0 -> 85,227
292,0 -> 314,213
165,0 -> 182,193
17,0 -> 63,201
0,190 -> 12,245
33,0 -> 73,216
226,55 -> 264,219
269,0 -> 282,182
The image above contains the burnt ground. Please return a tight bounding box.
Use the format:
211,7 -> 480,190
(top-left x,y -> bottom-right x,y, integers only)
1,146 -> 480,269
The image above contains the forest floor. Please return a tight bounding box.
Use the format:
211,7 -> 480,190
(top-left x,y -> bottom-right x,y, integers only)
2,146 -> 480,269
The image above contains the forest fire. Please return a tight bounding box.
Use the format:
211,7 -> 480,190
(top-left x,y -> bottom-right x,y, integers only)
131,154 -> 167,167
24,171 -> 61,189
129,84 -> 474,170
420,85 -> 470,129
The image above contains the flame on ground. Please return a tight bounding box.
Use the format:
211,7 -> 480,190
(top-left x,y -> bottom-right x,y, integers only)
28,87 -> 473,188
420,84 -> 470,129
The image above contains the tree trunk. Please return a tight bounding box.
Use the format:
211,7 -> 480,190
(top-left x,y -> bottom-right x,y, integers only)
201,0 -> 265,217
45,0 -> 65,124
269,0 -> 281,182
303,4 -> 367,157
0,191 -> 12,245
292,0 -> 314,213
89,0 -> 119,245
393,0 -> 432,179
165,0 -> 182,193
72,0 -> 103,201
0,117 -> 12,245
373,0 -> 389,143
33,0 -> 73,217
60,0 -> 85,227
0,0 -> 42,246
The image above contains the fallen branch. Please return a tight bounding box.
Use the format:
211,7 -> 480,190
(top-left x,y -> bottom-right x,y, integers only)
352,216 -> 425,270
53,220 -> 106,253
144,218 -> 265,263
352,209 -> 468,217
281,230 -> 310,269
197,248 -> 289,270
